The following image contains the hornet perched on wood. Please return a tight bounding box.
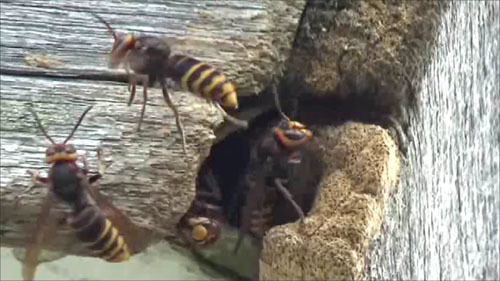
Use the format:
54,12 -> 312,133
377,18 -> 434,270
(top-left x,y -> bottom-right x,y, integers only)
91,13 -> 248,153
233,85 -> 314,254
16,106 -> 149,281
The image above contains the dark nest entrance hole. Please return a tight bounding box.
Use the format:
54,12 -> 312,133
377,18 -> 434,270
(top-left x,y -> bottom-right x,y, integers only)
193,102 -> 325,236
195,109 -> 291,230
187,39 -> 416,237
183,69 -> 411,279
191,70 -> 412,233
279,71 -> 414,157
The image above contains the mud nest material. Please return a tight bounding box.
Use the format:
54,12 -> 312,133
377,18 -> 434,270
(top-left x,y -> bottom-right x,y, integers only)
288,0 -> 442,96
260,122 -> 400,280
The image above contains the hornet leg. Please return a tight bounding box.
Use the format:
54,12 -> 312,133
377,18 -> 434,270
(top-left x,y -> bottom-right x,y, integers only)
87,148 -> 107,184
274,178 -> 305,222
123,50 -> 137,106
136,74 -> 149,132
13,170 -> 49,208
81,151 -> 90,175
160,79 -> 187,154
128,73 -> 137,106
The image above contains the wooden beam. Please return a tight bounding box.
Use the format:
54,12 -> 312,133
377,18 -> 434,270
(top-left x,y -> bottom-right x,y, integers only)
0,0 -> 305,96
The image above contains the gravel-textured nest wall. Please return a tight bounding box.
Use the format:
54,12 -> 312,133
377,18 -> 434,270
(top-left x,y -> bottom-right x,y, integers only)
257,1 -> 446,278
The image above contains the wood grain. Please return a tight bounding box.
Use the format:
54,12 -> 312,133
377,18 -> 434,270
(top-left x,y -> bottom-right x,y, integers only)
0,0 -> 305,96
0,0 -> 305,256
0,73 -> 221,254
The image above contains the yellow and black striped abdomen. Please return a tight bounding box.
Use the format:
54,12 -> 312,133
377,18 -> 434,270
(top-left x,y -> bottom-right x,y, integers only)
68,205 -> 130,263
168,55 -> 239,110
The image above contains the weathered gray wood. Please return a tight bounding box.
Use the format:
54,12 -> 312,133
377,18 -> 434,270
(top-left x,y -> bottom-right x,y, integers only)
0,0 -> 306,258
0,73 -> 221,254
366,1 -> 500,280
0,0 -> 305,96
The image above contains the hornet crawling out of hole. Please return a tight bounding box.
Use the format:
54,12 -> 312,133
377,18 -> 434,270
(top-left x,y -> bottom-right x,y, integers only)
91,12 -> 249,153
176,164 -> 224,248
232,85 -> 319,255
15,105 -> 152,281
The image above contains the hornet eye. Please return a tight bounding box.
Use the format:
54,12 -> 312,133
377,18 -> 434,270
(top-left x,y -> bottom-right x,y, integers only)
65,145 -> 76,153
46,147 -> 55,156
283,130 -> 307,141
